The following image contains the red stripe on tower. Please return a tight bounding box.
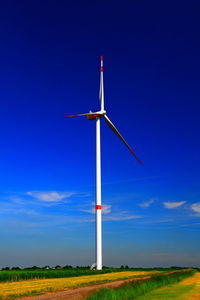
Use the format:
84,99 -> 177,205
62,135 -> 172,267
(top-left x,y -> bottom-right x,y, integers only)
96,205 -> 102,210
100,55 -> 104,72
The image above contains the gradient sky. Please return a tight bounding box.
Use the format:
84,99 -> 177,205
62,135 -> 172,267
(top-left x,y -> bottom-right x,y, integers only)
0,1 -> 200,268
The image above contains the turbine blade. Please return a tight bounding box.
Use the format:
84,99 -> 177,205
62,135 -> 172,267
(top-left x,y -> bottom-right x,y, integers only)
104,115 -> 142,165
64,113 -> 92,118
99,56 -> 104,111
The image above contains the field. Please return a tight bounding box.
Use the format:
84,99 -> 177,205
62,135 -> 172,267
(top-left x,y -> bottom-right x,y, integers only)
137,271 -> 200,299
0,268 -> 115,282
0,268 -> 170,282
0,268 -> 199,300
0,269 -> 161,299
87,269 -> 199,300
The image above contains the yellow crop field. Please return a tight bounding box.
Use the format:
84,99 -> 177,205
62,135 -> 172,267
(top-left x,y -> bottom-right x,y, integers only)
0,270 -> 159,299
179,272 -> 200,299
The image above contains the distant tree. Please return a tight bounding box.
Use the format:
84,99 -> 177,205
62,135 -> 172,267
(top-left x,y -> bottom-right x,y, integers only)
55,265 -> 62,269
2,267 -> 10,270
63,265 -> 73,269
31,266 -> 39,270
125,265 -> 129,269
120,265 -> 124,269
11,267 -> 21,270
102,266 -> 109,269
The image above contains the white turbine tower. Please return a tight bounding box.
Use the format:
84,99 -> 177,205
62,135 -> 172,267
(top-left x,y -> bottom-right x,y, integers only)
64,56 -> 142,270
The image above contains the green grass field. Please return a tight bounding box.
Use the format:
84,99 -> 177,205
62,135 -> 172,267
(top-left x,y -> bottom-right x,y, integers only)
0,267 -> 172,282
86,269 -> 196,300
137,270 -> 200,299
137,283 -> 194,299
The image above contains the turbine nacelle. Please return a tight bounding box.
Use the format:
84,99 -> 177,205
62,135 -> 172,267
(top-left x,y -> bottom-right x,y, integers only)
87,110 -> 106,120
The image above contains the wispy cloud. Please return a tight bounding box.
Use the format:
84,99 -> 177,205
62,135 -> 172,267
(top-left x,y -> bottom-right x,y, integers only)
1,190 -> 143,225
191,203 -> 200,213
0,206 -> 38,217
139,218 -> 175,224
104,213 -> 142,221
12,208 -> 38,216
102,204 -> 112,214
139,198 -> 156,208
27,191 -> 75,202
163,201 -> 186,209
180,222 -> 200,227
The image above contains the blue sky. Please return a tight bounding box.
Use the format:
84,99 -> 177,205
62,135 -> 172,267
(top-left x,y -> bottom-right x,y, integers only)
0,0 -> 200,268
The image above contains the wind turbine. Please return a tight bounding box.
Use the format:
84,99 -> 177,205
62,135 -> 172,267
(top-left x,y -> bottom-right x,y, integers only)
64,56 -> 142,270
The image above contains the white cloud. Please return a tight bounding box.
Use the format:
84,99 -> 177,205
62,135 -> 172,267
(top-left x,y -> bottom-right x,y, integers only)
27,191 -> 74,202
102,204 -> 112,214
0,202 -> 38,217
139,198 -> 156,208
191,203 -> 200,213
104,214 -> 141,221
14,209 -> 38,216
163,201 -> 186,209
181,222 -> 200,227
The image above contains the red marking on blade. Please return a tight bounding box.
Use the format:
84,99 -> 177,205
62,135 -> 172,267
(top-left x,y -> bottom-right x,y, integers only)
87,114 -> 99,120
100,66 -> 104,72
101,56 -> 104,61
130,149 -> 142,165
130,149 -> 136,156
96,205 -> 102,210
64,115 -> 77,118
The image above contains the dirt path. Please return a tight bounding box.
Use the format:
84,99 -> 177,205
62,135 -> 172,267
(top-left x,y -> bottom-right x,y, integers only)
18,275 -> 151,300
